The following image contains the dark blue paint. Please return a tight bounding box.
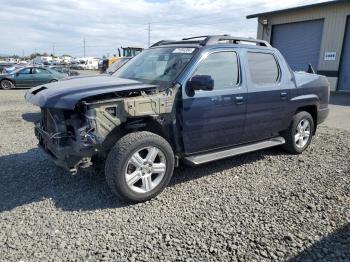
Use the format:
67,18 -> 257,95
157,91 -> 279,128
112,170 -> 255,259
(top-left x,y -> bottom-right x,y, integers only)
179,45 -> 329,155
182,89 -> 247,153
25,42 -> 330,157
25,76 -> 157,109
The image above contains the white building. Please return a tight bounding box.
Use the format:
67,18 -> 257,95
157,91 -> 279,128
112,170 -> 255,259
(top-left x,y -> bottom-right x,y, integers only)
33,56 -> 53,64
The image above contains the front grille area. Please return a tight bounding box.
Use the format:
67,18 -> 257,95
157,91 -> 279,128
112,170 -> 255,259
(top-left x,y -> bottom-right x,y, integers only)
41,108 -> 57,133
39,108 -> 73,146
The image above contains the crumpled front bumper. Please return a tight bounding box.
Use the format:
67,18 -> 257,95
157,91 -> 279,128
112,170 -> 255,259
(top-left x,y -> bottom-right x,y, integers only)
34,122 -> 96,173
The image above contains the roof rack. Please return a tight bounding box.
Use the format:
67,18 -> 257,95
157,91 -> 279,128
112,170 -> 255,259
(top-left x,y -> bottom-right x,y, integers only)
150,35 -> 271,48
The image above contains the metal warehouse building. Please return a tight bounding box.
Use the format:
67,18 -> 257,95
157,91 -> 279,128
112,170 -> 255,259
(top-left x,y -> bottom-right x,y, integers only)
247,0 -> 350,92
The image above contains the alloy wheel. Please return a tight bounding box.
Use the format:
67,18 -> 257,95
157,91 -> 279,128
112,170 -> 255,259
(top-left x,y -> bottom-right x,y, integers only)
125,146 -> 167,194
294,119 -> 311,149
1,80 -> 14,89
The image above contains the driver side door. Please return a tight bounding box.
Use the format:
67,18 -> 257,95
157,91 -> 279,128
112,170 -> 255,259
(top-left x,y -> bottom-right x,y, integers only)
14,68 -> 34,87
181,50 -> 247,154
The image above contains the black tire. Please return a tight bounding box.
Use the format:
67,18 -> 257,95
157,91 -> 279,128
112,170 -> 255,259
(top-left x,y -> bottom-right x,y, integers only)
105,131 -> 175,203
1,79 -> 15,90
281,111 -> 314,154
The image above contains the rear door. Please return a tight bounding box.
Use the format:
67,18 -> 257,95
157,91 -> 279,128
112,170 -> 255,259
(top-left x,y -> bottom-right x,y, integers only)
32,68 -> 53,86
243,50 -> 294,142
181,49 -> 247,154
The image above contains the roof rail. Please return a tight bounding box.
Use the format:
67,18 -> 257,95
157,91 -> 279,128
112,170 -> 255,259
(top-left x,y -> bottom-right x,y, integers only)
150,40 -> 175,48
182,35 -> 213,41
150,35 -> 271,48
203,35 -> 271,47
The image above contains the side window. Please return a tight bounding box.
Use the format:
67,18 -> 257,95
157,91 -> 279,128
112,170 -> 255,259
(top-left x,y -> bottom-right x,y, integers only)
19,68 -> 31,74
33,68 -> 49,74
247,52 -> 279,85
193,51 -> 239,90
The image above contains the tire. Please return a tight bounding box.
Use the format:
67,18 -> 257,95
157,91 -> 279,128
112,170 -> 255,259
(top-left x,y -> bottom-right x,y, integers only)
1,79 -> 15,90
105,131 -> 175,203
49,79 -> 58,83
281,111 -> 314,154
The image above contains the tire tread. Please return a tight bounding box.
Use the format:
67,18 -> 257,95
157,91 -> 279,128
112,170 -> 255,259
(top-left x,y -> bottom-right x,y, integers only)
105,131 -> 174,202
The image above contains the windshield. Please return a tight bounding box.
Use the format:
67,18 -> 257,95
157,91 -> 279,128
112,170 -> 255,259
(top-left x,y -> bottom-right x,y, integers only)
113,47 -> 196,87
106,58 -> 130,74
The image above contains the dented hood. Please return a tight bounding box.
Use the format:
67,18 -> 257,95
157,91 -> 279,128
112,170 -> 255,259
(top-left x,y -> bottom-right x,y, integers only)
25,75 -> 157,110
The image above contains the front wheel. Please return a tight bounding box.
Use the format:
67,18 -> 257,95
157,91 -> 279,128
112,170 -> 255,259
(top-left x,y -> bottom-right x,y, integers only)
281,111 -> 314,154
1,79 -> 15,89
105,131 -> 175,202
49,79 -> 58,83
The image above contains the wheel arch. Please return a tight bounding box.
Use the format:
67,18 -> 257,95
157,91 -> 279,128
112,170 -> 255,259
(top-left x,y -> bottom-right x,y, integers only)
1,78 -> 16,85
100,116 -> 172,156
295,105 -> 318,134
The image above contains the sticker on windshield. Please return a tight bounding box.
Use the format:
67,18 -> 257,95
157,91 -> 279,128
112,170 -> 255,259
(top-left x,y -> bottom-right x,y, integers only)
172,48 -> 195,54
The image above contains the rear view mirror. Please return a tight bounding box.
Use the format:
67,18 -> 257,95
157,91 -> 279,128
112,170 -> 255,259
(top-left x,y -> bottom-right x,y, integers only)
187,75 -> 214,92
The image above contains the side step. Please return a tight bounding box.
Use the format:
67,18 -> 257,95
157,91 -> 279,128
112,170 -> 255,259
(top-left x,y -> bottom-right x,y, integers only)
184,137 -> 285,165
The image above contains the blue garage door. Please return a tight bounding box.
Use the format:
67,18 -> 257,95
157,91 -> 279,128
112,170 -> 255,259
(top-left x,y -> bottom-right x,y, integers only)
272,20 -> 324,72
338,17 -> 350,91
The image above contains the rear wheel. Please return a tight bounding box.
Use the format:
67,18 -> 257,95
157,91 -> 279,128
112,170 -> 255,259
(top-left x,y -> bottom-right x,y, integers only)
282,111 -> 314,154
1,79 -> 15,89
105,131 -> 175,202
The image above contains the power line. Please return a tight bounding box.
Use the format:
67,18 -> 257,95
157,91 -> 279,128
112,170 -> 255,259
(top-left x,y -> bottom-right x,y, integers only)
83,37 -> 86,57
147,22 -> 151,47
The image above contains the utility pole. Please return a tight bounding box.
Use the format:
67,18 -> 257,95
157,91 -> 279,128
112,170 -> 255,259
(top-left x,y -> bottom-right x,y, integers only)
147,23 -> 151,47
83,38 -> 86,57
52,43 -> 55,55
22,49 -> 24,58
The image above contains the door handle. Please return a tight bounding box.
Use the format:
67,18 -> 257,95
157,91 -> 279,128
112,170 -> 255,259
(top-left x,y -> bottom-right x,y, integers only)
280,92 -> 288,99
235,96 -> 244,105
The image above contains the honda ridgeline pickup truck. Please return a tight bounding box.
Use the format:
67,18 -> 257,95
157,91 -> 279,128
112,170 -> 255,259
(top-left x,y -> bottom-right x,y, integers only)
25,35 -> 330,202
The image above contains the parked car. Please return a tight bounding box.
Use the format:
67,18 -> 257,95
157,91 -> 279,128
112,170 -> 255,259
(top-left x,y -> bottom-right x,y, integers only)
3,64 -> 25,74
1,66 -> 67,89
70,60 -> 85,70
70,58 -> 100,70
25,35 -> 330,202
105,57 -> 131,75
0,62 -> 15,74
49,66 -> 79,76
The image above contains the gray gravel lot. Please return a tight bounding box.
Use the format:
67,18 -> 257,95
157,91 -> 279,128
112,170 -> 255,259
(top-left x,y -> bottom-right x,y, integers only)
0,90 -> 349,261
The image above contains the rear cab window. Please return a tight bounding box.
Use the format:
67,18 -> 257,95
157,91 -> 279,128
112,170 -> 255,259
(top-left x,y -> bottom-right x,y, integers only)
246,52 -> 280,86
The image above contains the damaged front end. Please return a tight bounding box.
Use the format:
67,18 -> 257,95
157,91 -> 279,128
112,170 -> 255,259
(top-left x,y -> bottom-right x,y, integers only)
35,89 -> 177,174
35,107 -> 98,173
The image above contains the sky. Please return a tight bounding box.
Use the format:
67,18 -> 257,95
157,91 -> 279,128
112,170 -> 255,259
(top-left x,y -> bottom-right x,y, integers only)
0,0 -> 329,58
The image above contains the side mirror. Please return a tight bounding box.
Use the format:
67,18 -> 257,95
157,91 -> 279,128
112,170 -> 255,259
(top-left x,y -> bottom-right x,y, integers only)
187,75 -> 214,92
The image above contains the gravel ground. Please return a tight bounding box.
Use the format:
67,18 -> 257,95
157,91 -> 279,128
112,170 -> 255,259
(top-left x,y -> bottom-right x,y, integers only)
0,90 -> 349,261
